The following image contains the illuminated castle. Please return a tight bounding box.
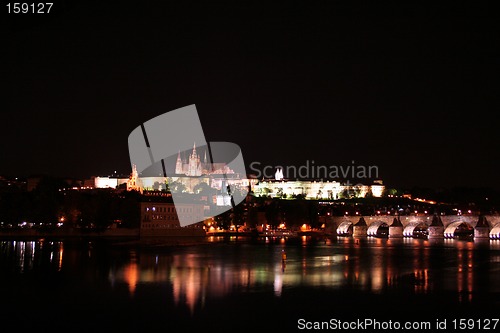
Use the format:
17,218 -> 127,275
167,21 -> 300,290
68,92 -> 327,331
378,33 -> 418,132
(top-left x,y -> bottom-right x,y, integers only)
253,167 -> 385,199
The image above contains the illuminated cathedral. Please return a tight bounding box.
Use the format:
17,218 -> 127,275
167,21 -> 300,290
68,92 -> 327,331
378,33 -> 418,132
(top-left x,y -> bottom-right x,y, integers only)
175,143 -> 235,176
175,143 -> 205,176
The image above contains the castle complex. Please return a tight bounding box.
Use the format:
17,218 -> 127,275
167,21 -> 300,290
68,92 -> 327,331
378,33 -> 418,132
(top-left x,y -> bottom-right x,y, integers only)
93,144 -> 384,201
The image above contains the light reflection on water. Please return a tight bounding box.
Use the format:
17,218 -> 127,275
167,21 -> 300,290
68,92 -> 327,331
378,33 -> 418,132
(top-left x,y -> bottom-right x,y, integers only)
107,237 -> 500,311
2,237 -> 500,313
0,239 -> 64,272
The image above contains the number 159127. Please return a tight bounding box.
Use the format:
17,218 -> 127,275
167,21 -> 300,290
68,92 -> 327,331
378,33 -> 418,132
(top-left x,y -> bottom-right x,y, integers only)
6,3 -> 53,14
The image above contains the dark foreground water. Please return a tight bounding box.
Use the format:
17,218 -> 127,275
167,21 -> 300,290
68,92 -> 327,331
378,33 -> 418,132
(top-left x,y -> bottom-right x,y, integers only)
1,236 -> 500,332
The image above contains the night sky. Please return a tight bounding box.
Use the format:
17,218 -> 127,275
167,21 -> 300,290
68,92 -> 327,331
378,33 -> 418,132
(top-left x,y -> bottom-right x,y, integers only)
2,1 -> 499,190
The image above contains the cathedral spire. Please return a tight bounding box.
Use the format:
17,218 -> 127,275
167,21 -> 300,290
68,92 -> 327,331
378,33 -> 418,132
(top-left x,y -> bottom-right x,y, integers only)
175,150 -> 183,174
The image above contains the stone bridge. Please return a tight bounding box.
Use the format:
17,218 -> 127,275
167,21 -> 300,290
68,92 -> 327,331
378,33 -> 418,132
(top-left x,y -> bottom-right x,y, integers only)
328,215 -> 500,239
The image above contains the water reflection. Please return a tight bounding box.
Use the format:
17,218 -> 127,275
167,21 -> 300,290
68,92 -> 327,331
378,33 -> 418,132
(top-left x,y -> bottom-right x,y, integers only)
123,250 -> 139,296
0,239 -> 64,272
456,240 -> 474,303
105,237 -> 498,313
1,237 -> 498,315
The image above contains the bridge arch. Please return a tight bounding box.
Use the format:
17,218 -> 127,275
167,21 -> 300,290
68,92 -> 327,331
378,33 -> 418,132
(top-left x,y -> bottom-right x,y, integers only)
444,221 -> 474,239
336,221 -> 353,236
490,223 -> 500,239
367,221 -> 389,238
403,221 -> 429,238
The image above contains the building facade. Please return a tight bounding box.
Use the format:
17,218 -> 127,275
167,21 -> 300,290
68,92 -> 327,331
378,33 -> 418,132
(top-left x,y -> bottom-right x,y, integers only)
252,169 -> 384,199
140,197 -> 205,231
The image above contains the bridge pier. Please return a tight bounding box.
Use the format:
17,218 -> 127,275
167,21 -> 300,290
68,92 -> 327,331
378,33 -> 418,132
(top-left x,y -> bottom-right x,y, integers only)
389,217 -> 403,238
474,215 -> 490,239
428,214 -> 444,239
353,217 -> 367,237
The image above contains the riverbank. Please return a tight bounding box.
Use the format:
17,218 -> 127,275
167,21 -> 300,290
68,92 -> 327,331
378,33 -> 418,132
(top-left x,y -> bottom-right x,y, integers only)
0,226 -> 214,246
0,227 -> 140,240
0,228 -> 337,249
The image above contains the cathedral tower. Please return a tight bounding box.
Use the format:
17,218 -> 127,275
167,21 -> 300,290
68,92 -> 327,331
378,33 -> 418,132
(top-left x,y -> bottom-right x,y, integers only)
187,142 -> 202,176
175,150 -> 183,174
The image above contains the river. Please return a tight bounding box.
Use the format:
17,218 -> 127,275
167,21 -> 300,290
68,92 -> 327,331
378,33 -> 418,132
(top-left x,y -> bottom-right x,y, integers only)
1,236 -> 499,332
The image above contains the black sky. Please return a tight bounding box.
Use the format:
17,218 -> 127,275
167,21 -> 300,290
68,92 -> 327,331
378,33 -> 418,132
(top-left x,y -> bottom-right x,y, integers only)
2,1 -> 499,190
